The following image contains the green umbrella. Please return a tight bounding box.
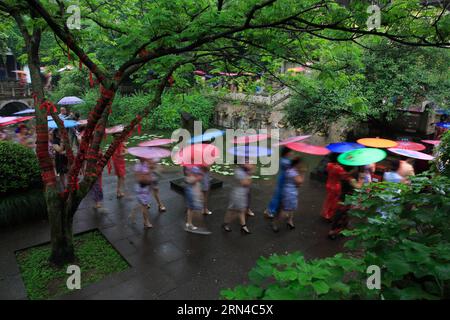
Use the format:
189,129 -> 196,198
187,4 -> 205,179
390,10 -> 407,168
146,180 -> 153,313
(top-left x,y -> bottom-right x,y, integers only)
338,148 -> 387,166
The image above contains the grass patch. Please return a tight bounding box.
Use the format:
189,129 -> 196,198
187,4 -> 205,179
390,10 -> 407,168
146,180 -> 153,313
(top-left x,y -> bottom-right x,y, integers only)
16,230 -> 129,300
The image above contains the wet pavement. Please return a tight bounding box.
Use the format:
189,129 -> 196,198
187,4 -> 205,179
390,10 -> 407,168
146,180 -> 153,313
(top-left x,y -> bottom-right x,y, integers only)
0,162 -> 344,300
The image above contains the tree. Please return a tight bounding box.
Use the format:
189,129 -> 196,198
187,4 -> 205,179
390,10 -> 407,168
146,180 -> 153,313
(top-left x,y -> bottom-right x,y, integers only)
1,0 -> 449,265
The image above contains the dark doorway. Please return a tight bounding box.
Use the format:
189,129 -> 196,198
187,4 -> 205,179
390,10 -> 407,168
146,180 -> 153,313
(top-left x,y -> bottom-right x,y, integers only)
0,101 -> 29,116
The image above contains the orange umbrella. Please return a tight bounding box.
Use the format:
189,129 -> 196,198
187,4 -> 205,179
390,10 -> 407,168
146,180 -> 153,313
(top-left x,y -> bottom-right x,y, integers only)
357,138 -> 398,148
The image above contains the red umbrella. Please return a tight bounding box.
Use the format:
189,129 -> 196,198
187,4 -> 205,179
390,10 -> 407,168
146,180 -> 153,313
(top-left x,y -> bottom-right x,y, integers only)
173,144 -> 219,167
286,142 -> 330,156
421,140 -> 441,146
275,135 -> 311,146
0,116 -> 34,127
127,147 -> 171,159
233,134 -> 268,144
105,125 -> 124,134
138,138 -> 175,147
395,141 -> 426,151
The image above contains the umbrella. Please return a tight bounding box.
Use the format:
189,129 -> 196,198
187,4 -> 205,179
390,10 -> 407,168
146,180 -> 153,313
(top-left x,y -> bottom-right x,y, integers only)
194,70 -> 206,76
173,144 -> 219,167
326,142 -> 365,153
338,148 -> 387,166
394,141 -> 426,151
12,70 -> 27,74
128,147 -> 171,160
13,109 -> 35,115
421,140 -> 441,146
286,142 -> 330,156
0,116 -> 34,127
139,138 -> 175,147
227,146 -> 272,157
57,96 -> 84,105
435,122 -> 450,129
105,125 -> 124,134
287,67 -> 306,73
388,148 -> 435,161
190,130 -> 224,144
357,138 -> 398,148
77,119 -> 88,125
234,134 -> 268,144
275,135 -> 311,146
48,119 -> 79,129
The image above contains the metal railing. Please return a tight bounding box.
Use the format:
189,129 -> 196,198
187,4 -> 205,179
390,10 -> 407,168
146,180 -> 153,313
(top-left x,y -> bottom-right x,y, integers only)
0,81 -> 32,98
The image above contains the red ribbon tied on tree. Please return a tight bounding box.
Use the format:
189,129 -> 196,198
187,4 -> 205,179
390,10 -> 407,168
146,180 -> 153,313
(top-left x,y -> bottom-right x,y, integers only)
136,115 -> 142,135
39,101 -> 57,114
31,92 -> 39,106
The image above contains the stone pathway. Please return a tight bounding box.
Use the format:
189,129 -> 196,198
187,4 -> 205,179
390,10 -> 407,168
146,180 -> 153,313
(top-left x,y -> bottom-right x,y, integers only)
0,165 -> 343,300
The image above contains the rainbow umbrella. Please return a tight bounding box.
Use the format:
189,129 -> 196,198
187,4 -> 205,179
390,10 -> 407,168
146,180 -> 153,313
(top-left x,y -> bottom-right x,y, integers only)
139,138 -> 175,147
234,133 -> 268,144
190,130 -> 224,144
128,147 -> 171,160
422,140 -> 441,146
326,142 -> 365,153
227,146 -> 272,157
388,148 -> 434,161
357,138 -> 398,148
394,141 -> 426,151
436,122 -> 450,129
276,135 -> 311,146
173,144 -> 219,167
338,148 -> 387,166
48,119 -> 79,129
286,142 -> 330,156
105,125 -> 124,134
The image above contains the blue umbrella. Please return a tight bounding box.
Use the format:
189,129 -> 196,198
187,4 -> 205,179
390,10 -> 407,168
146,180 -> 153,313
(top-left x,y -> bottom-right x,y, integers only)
13,108 -> 35,115
190,130 -> 224,144
227,146 -> 272,157
326,142 -> 365,153
436,122 -> 450,129
48,120 -> 79,129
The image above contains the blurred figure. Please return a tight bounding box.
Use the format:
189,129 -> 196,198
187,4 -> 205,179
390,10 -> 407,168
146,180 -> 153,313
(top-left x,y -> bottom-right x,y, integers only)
272,157 -> 305,232
321,153 -> 347,222
383,159 -> 407,184
264,146 -> 293,219
328,166 -> 364,240
131,157 -> 153,228
222,162 -> 254,234
52,129 -> 68,189
148,158 -> 166,212
15,124 -> 33,148
184,166 -> 205,232
0,127 -> 8,141
59,107 -> 69,120
398,157 -> 415,179
201,165 -> 212,215
91,175 -> 103,209
363,163 -> 376,184
111,133 -> 127,198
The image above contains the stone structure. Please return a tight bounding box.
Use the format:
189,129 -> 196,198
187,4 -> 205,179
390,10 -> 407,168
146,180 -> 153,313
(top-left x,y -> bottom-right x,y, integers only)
0,81 -> 33,116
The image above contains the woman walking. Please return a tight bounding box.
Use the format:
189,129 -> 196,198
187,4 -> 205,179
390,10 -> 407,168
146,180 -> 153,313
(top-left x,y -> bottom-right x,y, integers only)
222,162 -> 254,234
201,165 -> 212,215
272,157 -> 305,232
111,134 -> 127,198
132,157 -> 153,228
321,153 -> 347,221
148,158 -> 166,212
184,166 -> 205,232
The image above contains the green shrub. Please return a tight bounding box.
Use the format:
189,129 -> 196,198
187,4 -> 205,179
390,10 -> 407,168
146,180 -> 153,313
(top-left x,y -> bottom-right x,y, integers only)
0,189 -> 47,227
0,141 -> 42,194
222,173 -> 450,300
435,130 -> 450,177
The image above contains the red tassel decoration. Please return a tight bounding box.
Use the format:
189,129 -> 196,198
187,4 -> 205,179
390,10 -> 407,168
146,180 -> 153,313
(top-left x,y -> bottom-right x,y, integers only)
89,71 -> 94,87
107,160 -> 112,175
79,60 -> 83,70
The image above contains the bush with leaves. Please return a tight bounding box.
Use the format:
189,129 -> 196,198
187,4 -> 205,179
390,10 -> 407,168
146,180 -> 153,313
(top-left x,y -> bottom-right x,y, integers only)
0,141 -> 42,195
222,173 -> 450,300
435,130 -> 450,177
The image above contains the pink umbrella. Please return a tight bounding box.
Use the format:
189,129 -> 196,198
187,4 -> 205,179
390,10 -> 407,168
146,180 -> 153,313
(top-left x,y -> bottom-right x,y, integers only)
0,116 -> 34,127
233,134 -> 268,144
173,144 -> 219,167
128,147 -> 171,160
194,70 -> 206,76
388,148 -> 435,161
105,125 -> 124,134
286,142 -> 330,156
395,141 -> 426,151
275,135 -> 311,146
421,140 -> 441,146
138,138 -> 175,147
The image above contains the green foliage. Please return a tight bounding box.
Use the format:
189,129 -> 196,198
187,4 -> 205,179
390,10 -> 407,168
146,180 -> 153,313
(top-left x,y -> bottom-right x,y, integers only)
0,189 -> 47,227
223,173 -> 450,300
49,69 -> 91,103
221,252 -> 367,300
16,230 -> 129,300
0,141 -> 42,195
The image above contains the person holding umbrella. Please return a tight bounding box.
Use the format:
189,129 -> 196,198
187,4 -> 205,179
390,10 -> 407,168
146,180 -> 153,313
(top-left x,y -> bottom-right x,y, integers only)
147,158 -> 166,212
132,157 -> 155,228
201,165 -> 212,215
184,166 -> 205,232
321,152 -> 347,222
